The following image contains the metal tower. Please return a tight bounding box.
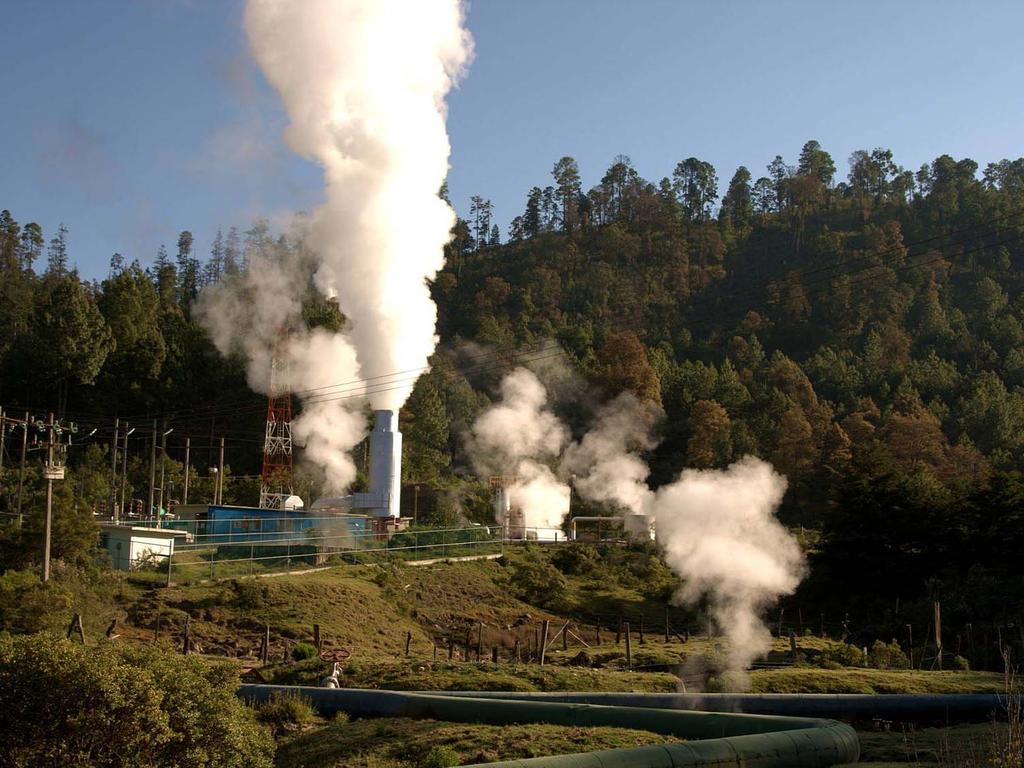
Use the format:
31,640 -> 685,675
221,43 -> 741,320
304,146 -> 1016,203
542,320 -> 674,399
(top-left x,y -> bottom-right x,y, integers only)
259,340 -> 294,509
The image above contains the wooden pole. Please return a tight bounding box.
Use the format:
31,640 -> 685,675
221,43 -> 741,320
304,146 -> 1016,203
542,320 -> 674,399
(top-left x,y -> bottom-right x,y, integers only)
616,615 -> 623,645
66,613 -> 85,644
492,646 -> 498,664
595,623 -> 601,645
639,615 -> 645,645
664,605 -> 670,643
16,411 -> 28,525
183,616 -> 192,655
562,623 -> 568,651
539,620 -> 550,666
405,631 -> 412,657
514,637 -> 521,663
624,621 -> 632,670
313,624 -> 321,652
934,601 -> 943,670
261,624 -> 270,663
476,622 -> 483,661
182,436 -> 190,505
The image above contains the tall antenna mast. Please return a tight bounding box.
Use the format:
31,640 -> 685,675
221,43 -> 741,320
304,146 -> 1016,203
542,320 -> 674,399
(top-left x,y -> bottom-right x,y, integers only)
259,330 -> 294,509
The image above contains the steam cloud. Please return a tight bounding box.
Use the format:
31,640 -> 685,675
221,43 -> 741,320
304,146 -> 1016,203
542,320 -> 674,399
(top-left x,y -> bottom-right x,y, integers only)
198,0 -> 472,491
468,367 -> 570,530
471,365 -> 805,672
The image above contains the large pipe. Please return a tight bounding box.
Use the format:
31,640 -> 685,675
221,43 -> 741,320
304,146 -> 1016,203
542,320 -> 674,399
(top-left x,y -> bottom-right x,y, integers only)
238,686 -> 859,767
426,690 -> 1016,724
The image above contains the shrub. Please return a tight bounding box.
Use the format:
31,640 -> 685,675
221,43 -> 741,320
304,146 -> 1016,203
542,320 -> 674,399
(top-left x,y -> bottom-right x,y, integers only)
551,544 -> 599,575
253,692 -> 315,738
291,641 -> 318,661
868,640 -> 910,669
231,579 -> 271,610
0,633 -> 274,767
421,745 -> 459,768
952,654 -> 971,671
817,642 -> 866,667
509,551 -> 568,609
0,570 -> 72,634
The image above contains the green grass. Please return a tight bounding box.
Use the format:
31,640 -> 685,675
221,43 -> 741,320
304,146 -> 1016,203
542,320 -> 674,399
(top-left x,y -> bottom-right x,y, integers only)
732,668 -> 1007,694
853,722 -> 1004,764
273,717 -> 676,768
264,658 -> 681,693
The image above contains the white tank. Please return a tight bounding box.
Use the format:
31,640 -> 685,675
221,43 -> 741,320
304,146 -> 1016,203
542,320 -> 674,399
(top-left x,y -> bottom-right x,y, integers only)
367,410 -> 402,518
310,409 -> 402,518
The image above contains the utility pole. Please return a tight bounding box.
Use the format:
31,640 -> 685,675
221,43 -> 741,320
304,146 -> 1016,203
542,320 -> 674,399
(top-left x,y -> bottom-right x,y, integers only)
41,413 -> 65,582
156,425 -> 172,521
118,425 -> 134,522
216,437 -> 225,505
147,419 -> 157,524
0,407 -> 6,472
109,417 -> 120,519
16,411 -> 28,525
182,436 -> 190,505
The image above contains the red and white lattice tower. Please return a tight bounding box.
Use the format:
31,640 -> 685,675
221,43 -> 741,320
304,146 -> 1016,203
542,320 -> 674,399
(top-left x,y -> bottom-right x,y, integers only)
259,336 -> 294,509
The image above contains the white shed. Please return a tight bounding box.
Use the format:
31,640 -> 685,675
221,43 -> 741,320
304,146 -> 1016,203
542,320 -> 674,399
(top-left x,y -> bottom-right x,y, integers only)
99,523 -> 190,571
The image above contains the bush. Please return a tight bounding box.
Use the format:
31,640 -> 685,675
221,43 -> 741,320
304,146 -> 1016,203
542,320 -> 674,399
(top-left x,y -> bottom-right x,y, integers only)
868,640 -> 910,669
817,642 -> 866,667
0,633 -> 274,767
253,692 -> 315,738
231,579 -> 271,610
509,551 -> 568,609
551,544 -> 599,575
421,745 -> 459,768
291,642 -> 318,661
0,570 -> 72,634
952,654 -> 971,670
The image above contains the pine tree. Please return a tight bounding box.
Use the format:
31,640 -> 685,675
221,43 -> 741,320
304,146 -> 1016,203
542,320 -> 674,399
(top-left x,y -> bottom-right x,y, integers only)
46,223 -> 69,276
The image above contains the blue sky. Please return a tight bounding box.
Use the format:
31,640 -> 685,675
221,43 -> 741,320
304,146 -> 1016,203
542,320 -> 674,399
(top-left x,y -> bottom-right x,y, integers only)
2,0 -> 1023,279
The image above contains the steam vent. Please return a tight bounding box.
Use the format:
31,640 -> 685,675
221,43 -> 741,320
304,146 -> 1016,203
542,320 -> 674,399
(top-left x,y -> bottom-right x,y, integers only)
311,409 -> 402,518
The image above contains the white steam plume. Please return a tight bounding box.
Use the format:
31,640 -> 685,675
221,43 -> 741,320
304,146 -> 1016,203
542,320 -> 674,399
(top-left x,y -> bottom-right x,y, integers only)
199,0 -> 471,492
468,367 -> 571,530
562,393 -> 660,516
244,0 -> 473,410
652,458 -> 804,670
556,386 -> 805,672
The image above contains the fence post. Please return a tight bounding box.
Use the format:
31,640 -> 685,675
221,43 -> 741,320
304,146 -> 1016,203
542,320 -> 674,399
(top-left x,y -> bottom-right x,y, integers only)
166,549 -> 173,587
492,646 -> 498,664
624,621 -> 632,670
313,624 -> 322,653
639,615 -> 645,645
476,622 -> 483,661
616,615 -> 623,645
539,620 -> 550,666
405,631 -> 412,657
182,615 -> 191,655
664,606 -> 670,643
514,637 -> 521,663
595,624 -> 601,645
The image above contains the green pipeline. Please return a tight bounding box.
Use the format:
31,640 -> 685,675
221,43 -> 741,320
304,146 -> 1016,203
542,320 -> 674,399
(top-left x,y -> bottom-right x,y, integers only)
238,685 -> 859,767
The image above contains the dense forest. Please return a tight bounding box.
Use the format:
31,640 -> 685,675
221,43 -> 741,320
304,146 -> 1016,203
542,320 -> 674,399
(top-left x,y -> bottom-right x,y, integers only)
3,140 -> 1024,633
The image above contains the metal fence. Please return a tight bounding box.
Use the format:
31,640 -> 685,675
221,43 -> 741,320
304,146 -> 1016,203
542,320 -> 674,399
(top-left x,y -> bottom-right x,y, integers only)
103,518 -> 579,585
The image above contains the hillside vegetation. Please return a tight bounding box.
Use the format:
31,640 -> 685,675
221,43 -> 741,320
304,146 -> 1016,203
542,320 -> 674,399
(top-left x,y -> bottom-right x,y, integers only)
2,142 -> 1024,652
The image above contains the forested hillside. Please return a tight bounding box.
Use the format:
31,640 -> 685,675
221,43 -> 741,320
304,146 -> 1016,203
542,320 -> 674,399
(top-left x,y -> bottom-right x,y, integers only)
2,141 -> 1024,618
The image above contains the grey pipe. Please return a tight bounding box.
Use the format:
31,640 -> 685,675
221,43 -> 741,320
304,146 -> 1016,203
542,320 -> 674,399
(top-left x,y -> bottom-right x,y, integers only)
238,685 -> 859,767
426,690 -> 1015,724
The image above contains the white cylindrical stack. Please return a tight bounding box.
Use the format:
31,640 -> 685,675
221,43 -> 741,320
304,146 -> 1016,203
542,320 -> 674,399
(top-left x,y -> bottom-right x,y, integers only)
368,410 -> 402,518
